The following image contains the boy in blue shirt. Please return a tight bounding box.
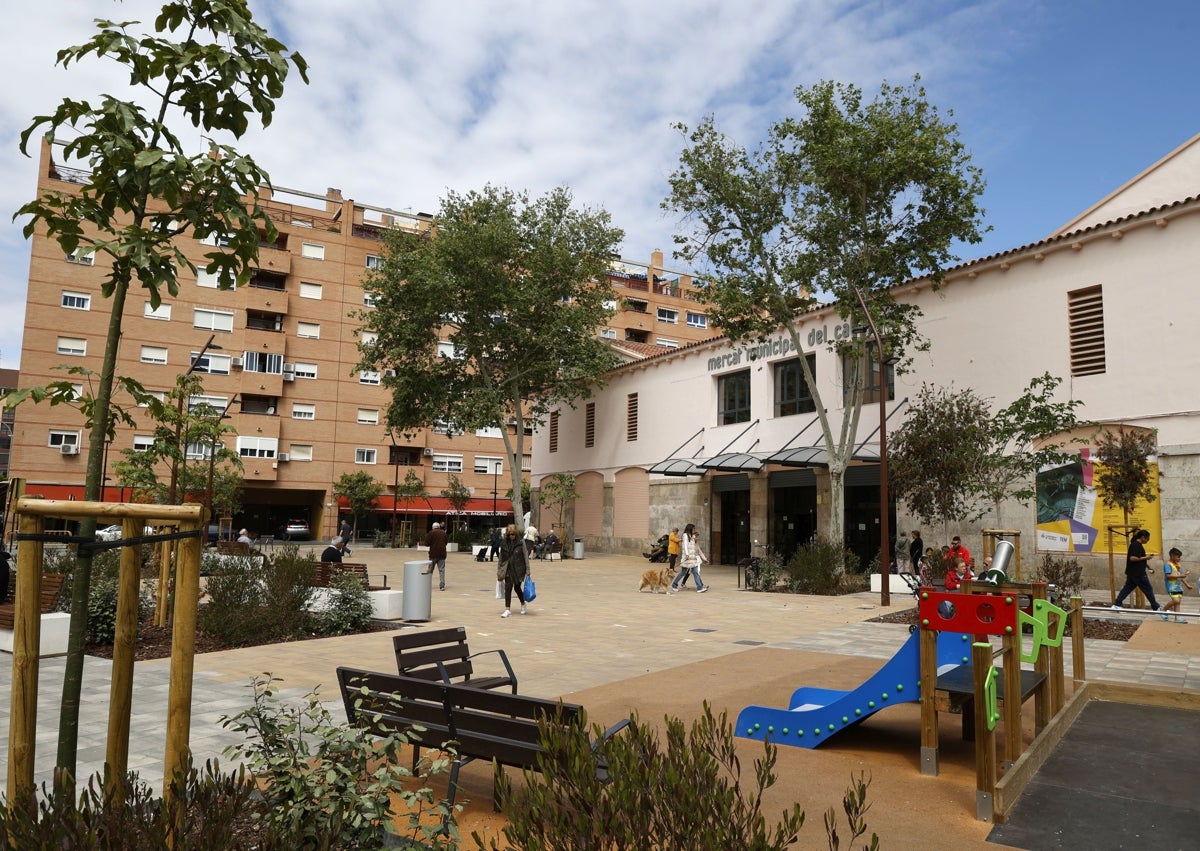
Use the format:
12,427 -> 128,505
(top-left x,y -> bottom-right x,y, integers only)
1161,547 -> 1193,623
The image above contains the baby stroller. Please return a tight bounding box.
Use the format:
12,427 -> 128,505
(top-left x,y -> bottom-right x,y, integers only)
643,534 -> 670,563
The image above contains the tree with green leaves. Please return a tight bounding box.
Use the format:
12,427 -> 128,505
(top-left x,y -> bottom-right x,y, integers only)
889,383 -> 992,529
334,471 -> 384,541
440,474 -> 472,532
664,77 -> 986,549
394,468 -> 428,547
359,185 -> 623,528
1094,427 -> 1158,527
538,472 -> 578,537
972,373 -> 1084,525
8,0 -> 305,780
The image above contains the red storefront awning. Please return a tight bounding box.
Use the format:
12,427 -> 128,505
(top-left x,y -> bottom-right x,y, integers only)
345,495 -> 513,517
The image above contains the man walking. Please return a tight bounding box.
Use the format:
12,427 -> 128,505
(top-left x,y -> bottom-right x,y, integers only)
424,522 -> 449,591
1113,528 -> 1165,614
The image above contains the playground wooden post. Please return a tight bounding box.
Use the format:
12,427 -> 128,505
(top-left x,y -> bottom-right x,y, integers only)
105,516 -> 145,801
1070,596 -> 1086,685
919,622 -> 939,776
162,515 -> 204,808
973,641 -> 997,823
1031,584 -> 1051,734
6,511 -> 45,812
1001,629 -> 1022,767
1046,605 -> 1065,717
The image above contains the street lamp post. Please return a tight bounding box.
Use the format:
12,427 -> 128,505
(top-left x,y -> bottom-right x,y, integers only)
853,287 -> 891,607
168,333 -> 222,506
207,395 -> 238,518
388,431 -> 400,548
492,462 -> 499,530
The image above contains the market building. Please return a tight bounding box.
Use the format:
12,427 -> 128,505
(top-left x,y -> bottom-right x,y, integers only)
531,132 -> 1200,583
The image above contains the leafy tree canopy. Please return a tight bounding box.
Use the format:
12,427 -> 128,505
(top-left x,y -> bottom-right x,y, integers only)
1094,426 -> 1158,527
334,471 -> 384,531
664,77 -> 987,544
359,184 -> 624,524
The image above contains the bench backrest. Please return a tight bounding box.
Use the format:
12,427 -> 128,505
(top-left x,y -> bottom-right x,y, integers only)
0,573 -> 66,629
393,626 -> 476,683
314,562 -> 371,589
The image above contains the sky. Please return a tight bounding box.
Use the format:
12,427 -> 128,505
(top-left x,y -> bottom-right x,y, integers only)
1,0 -> 1198,372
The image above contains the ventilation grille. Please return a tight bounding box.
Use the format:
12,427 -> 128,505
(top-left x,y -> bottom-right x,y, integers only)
548,410 -> 559,454
626,393 -> 638,442
585,402 -> 596,448
1068,286 -> 1106,376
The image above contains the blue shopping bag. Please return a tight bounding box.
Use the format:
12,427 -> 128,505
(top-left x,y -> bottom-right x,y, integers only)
523,574 -> 537,602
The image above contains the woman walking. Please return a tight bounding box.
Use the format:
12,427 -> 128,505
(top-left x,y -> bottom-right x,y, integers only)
670,523 -> 709,593
498,523 -> 530,617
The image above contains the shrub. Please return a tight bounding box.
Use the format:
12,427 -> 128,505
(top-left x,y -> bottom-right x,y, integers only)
745,553 -> 785,592
1035,552 -> 1083,602
223,675 -> 458,849
784,539 -> 861,595
259,546 -> 316,639
373,529 -> 392,548
321,572 -> 374,636
477,702 -> 877,851
0,758 -> 261,850
199,561 -> 270,648
453,526 -> 473,550
86,576 -> 152,646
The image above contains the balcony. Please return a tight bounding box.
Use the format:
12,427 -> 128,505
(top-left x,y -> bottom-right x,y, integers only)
254,246 -> 291,276
239,394 -> 279,417
246,309 -> 284,333
242,286 -> 288,315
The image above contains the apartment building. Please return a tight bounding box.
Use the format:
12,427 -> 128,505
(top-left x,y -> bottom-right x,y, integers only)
9,140 -> 711,541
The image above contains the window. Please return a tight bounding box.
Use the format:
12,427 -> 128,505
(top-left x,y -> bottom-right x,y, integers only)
144,301 -> 171,320
65,249 -> 94,265
585,402 -> 595,448
548,410 -> 559,453
237,436 -> 277,458
521,455 -> 532,473
301,242 -> 325,260
357,408 -> 379,425
626,298 -> 648,314
841,343 -> 895,405
656,338 -> 679,349
132,435 -> 155,452
355,448 -> 377,464
431,453 -> 463,473
363,292 -> 378,308
193,307 -> 234,332
600,328 -> 617,339
774,354 -> 817,417
360,331 -> 378,346
686,311 -> 708,329
293,362 -> 318,379
140,346 -> 168,364
717,370 -> 751,425
48,430 -> 81,448
365,254 -> 382,270
291,402 -> 316,420
289,444 -> 314,462
359,370 -> 381,385
188,394 -> 227,413
627,393 -> 639,441
602,299 -> 617,311
657,307 -> 678,324
433,419 -> 462,435
298,282 -> 323,300
1068,285 -> 1105,376
57,337 -> 87,356
242,351 -> 283,374
474,456 -> 503,474
436,340 -> 457,358
199,233 -> 232,247
185,442 -> 214,461
61,291 -> 90,310
195,269 -> 220,288
297,321 -> 320,339
190,352 -> 231,375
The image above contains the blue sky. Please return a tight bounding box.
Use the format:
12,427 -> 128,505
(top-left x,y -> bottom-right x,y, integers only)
1,0 -> 1197,372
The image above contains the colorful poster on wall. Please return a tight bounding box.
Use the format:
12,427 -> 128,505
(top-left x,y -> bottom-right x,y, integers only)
1035,447 -> 1161,554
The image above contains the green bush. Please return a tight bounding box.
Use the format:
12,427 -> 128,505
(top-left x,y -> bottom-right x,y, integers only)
477,702 -> 877,851
745,553 -> 786,592
1035,552 -> 1083,602
223,675 -> 458,849
0,758 -> 261,850
452,526 -> 473,550
259,546 -> 316,639
321,572 -> 374,636
86,576 -> 152,646
784,539 -> 861,595
200,546 -> 317,647
373,529 -> 392,548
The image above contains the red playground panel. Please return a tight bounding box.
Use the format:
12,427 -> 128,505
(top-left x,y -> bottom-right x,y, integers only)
918,589 -> 1018,636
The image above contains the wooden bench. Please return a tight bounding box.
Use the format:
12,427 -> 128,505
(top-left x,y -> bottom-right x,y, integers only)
336,667 -> 629,809
215,541 -> 255,556
314,562 -> 388,591
0,573 -> 66,630
393,625 -> 518,693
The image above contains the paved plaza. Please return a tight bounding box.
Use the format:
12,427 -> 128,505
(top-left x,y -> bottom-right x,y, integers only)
3,546 -> 1199,847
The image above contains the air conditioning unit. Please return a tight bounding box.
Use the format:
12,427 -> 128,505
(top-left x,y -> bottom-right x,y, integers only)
60,444 -> 80,455
277,452 -> 289,462
383,369 -> 396,378
230,356 -> 244,369
282,362 -> 295,372
282,370 -> 295,382
422,448 -> 435,457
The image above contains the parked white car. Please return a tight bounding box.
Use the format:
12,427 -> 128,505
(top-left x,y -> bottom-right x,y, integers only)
95,525 -> 157,542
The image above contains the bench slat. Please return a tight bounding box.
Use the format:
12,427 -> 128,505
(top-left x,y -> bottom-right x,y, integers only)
0,574 -> 65,631
393,626 -> 517,693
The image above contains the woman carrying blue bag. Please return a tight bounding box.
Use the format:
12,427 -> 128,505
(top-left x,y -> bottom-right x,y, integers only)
498,523 -> 530,618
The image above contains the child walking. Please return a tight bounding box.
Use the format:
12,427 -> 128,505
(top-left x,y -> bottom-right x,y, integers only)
1161,547 -> 1193,623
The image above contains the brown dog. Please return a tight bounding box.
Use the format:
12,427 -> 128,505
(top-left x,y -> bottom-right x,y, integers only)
638,567 -> 672,593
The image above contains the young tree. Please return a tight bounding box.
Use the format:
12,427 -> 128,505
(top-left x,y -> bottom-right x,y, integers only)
359,185 -> 623,527
972,373 -> 1084,525
334,471 -> 385,541
889,383 -> 992,528
538,472 -> 578,537
394,469 -> 428,547
1094,427 -> 1158,527
440,474 -> 472,532
664,77 -> 986,548
9,0 -> 306,778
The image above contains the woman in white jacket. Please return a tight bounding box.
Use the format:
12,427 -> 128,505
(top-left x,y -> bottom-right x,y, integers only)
670,523 -> 709,593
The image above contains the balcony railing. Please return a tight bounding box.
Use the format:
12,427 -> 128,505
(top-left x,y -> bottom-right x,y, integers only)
48,164 -> 91,185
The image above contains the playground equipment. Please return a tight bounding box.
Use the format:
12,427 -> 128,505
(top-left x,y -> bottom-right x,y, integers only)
737,576 -> 1075,823
981,530 -> 1021,579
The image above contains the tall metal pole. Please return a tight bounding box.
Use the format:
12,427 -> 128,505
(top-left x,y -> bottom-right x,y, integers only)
854,288 -> 891,607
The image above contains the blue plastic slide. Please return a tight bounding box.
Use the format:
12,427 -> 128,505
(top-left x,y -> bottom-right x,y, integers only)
736,629 -> 973,749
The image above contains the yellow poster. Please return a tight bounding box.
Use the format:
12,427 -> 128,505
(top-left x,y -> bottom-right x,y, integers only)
1035,448 -> 1161,555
